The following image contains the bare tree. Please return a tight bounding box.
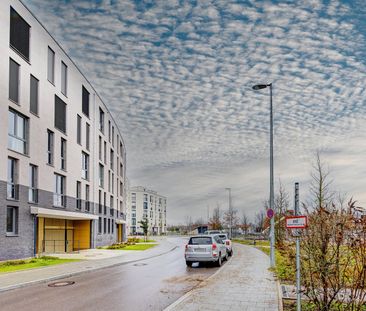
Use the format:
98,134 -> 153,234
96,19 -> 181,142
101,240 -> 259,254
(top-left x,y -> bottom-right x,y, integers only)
209,204 -> 223,230
223,207 -> 239,237
255,203 -> 267,233
274,180 -> 289,247
184,215 -> 193,234
241,212 -> 250,235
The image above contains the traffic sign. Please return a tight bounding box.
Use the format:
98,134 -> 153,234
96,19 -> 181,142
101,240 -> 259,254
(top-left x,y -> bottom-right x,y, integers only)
285,216 -> 307,229
267,208 -> 274,219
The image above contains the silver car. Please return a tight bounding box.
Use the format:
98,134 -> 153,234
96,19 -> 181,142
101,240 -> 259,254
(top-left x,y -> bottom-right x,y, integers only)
185,235 -> 227,267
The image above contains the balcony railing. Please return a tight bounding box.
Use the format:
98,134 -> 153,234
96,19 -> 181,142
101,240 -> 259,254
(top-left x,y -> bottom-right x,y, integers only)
85,201 -> 90,212
7,183 -> 19,200
53,194 -> 66,207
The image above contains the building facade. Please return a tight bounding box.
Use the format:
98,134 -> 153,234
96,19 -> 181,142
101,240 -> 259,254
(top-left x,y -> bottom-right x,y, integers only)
128,186 -> 167,235
0,0 -> 127,260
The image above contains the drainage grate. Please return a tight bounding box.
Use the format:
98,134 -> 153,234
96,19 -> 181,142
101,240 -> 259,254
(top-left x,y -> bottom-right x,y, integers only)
48,281 -> 75,287
133,263 -> 147,266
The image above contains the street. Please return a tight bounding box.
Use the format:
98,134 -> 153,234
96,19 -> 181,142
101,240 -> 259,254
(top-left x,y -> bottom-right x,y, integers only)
0,237 -> 221,311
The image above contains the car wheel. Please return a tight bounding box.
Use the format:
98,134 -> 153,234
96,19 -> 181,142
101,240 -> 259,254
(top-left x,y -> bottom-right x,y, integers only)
186,261 -> 192,267
216,254 -> 222,267
224,252 -> 228,261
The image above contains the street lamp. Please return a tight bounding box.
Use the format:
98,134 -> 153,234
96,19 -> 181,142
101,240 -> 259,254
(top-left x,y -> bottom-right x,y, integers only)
225,188 -> 232,239
252,83 -> 275,268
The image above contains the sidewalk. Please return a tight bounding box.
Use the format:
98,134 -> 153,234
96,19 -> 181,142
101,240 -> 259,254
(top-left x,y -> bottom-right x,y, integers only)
166,243 -> 281,311
0,237 -> 177,293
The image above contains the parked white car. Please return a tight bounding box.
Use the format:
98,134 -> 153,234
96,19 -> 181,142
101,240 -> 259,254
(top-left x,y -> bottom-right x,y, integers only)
218,233 -> 233,256
185,235 -> 227,267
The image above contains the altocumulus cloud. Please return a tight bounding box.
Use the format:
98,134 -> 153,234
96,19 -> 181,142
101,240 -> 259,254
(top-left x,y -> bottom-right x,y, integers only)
23,0 -> 366,223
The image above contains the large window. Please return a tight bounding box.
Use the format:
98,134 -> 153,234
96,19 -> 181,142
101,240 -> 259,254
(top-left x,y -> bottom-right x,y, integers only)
47,47 -> 55,84
104,142 -> 107,164
47,130 -> 54,165
76,181 -> 81,210
108,121 -> 111,142
77,115 -> 81,145
10,7 -> 30,61
7,158 -> 18,200
98,217 -> 102,234
54,174 -> 66,207
99,164 -> 104,188
99,136 -> 102,160
8,109 -> 28,154
85,184 -> 90,212
82,152 -> 89,180
30,75 -> 39,115
29,164 -> 38,203
9,58 -> 19,103
61,138 -> 66,170
98,190 -> 102,214
6,207 -> 19,235
61,61 -> 67,96
112,126 -> 115,147
55,95 -> 66,133
110,149 -> 114,170
99,108 -> 104,133
86,123 -> 90,151
103,218 -> 106,234
82,86 -> 89,117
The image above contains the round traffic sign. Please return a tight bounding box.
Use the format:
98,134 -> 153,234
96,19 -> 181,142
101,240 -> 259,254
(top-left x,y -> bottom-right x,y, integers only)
267,208 -> 274,219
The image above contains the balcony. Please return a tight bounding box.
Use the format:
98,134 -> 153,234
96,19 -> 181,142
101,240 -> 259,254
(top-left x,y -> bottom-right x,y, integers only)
7,183 -> 19,200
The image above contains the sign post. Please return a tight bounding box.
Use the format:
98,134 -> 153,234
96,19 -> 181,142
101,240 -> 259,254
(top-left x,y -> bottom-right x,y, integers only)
285,183 -> 308,311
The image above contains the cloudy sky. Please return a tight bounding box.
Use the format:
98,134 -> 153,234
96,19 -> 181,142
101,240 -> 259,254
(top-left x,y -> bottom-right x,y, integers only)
24,0 -> 366,224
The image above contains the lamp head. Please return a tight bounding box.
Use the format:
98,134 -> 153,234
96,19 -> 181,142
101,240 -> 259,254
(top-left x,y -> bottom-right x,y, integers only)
252,84 -> 268,90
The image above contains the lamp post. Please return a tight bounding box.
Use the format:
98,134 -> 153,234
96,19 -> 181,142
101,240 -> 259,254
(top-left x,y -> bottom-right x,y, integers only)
225,188 -> 232,238
252,83 -> 275,268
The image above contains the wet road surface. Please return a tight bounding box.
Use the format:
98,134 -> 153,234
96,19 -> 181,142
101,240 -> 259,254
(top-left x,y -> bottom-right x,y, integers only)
0,237 -> 223,311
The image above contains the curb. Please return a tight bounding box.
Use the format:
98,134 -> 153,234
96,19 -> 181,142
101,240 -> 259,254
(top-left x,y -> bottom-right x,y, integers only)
163,252 -> 235,311
0,244 -> 178,293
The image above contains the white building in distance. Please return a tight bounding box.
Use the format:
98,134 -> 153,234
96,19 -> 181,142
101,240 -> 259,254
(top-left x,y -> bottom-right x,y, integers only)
128,187 -> 167,235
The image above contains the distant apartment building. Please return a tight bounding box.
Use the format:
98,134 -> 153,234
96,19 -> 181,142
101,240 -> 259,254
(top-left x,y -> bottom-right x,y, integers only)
128,187 -> 167,235
0,0 -> 127,260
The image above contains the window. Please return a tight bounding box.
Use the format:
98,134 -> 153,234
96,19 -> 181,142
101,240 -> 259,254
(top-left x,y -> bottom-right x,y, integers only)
108,121 -> 111,142
120,182 -> 123,197
61,138 -> 66,170
29,164 -> 38,203
10,7 -> 30,61
99,136 -> 102,160
9,58 -> 19,103
143,202 -> 148,209
85,184 -> 90,212
55,95 -> 66,133
86,123 -> 90,151
103,218 -> 106,234
6,207 -> 19,235
108,219 -> 110,234
112,220 -> 114,234
8,109 -> 28,154
98,217 -> 102,234
47,130 -> 54,165
120,163 -> 123,178
61,61 -> 67,95
76,181 -> 81,210
120,142 -> 123,158
104,142 -> 107,164
99,164 -> 104,188
82,152 -> 89,180
98,190 -> 102,214
54,174 -> 66,207
82,86 -> 89,117
77,115 -> 81,145
7,158 -> 18,200
117,135 -> 119,155
112,126 -> 115,147
99,108 -> 104,133
30,75 -> 39,115
110,195 -> 114,209
108,170 -> 111,192
104,192 -> 107,214
111,173 -> 114,194
47,47 -> 55,84
110,149 -> 114,170
131,193 -> 136,203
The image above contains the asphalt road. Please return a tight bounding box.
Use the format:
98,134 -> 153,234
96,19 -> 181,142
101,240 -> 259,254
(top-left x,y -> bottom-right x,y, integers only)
0,237 -> 222,311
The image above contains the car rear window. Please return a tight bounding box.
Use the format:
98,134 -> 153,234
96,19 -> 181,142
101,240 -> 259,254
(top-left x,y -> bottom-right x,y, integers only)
189,237 -> 212,245
218,234 -> 227,239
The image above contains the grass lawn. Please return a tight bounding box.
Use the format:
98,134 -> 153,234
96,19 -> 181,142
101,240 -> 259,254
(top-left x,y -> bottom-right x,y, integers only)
233,239 -> 270,247
135,238 -> 156,243
0,256 -> 80,274
105,243 -> 158,251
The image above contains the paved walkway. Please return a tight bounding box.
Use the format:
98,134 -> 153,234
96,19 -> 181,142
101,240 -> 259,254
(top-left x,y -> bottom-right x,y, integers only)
0,237 -> 177,293
166,243 -> 281,311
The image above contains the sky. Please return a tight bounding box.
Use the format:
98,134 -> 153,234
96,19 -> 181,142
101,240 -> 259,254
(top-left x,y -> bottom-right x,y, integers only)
24,0 -> 366,225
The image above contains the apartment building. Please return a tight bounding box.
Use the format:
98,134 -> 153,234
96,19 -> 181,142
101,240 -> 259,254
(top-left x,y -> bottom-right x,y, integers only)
128,187 -> 167,235
0,0 -> 127,260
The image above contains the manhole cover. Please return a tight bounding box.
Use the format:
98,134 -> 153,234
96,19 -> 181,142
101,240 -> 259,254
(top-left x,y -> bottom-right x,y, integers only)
48,281 -> 75,287
133,263 -> 147,266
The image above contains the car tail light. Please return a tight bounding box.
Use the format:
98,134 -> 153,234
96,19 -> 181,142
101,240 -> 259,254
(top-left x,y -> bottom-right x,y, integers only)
226,241 -> 230,246
212,243 -> 217,250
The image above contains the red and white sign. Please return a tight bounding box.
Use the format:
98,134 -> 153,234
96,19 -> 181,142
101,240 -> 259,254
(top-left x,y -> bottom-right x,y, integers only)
285,216 -> 308,229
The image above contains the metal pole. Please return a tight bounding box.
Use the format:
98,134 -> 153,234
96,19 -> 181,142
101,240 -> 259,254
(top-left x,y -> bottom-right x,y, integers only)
269,83 -> 275,267
294,182 -> 301,311
226,188 -> 232,238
